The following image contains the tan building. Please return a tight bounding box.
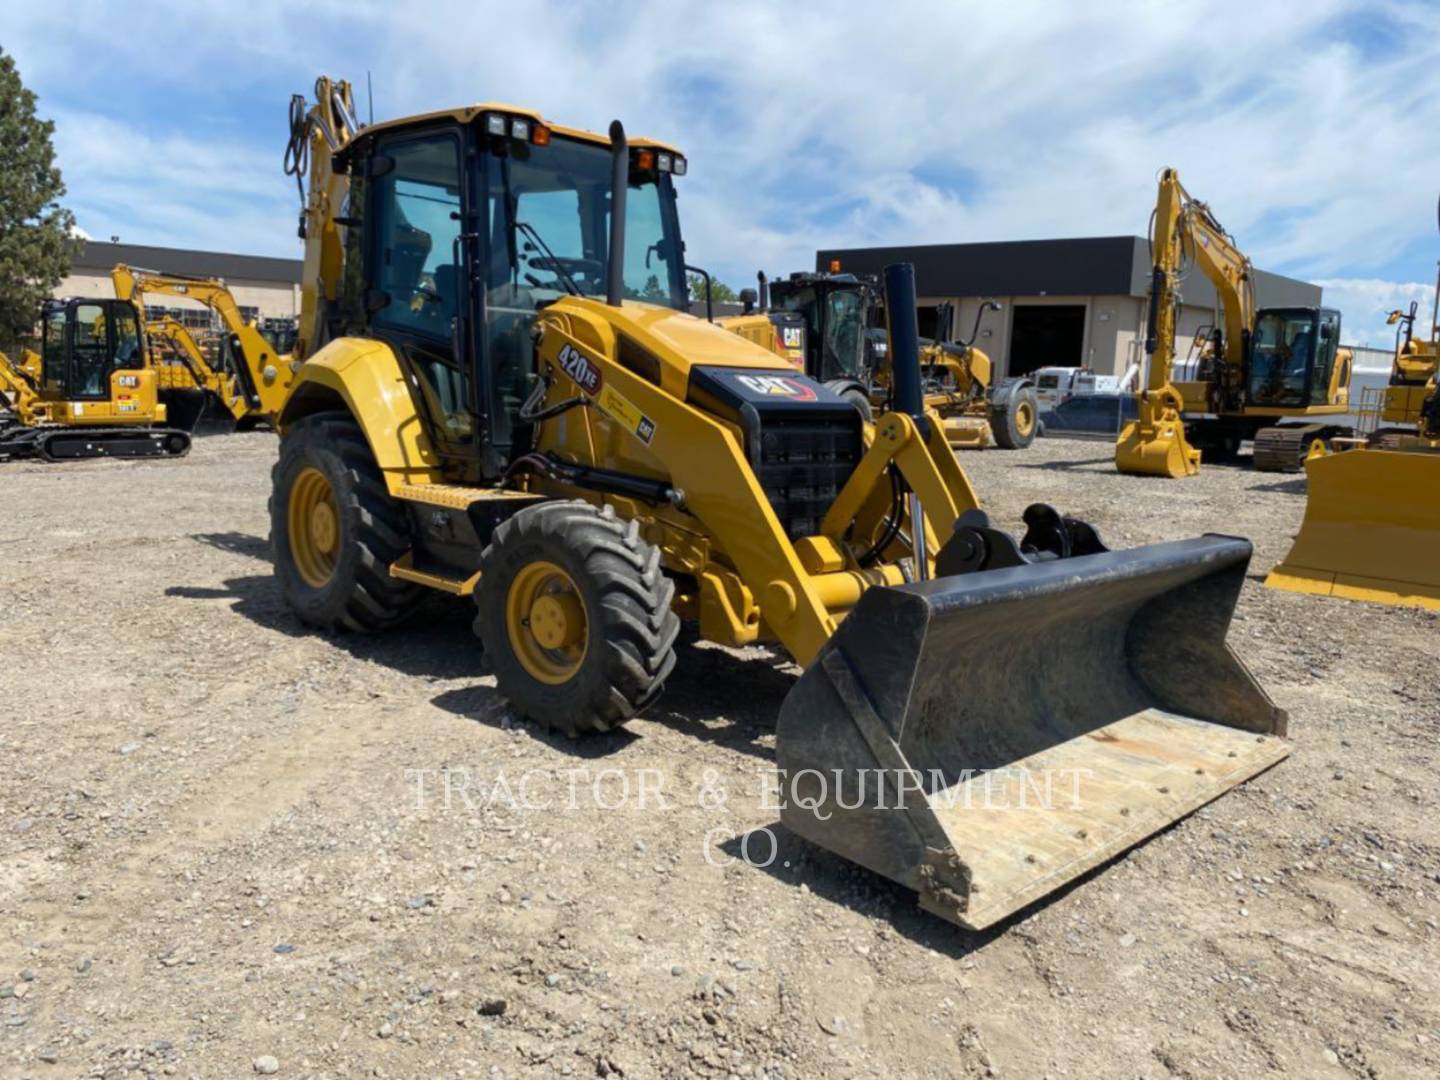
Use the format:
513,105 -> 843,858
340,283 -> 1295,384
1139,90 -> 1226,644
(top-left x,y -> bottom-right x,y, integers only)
60,240 -> 302,330
816,237 -> 1322,381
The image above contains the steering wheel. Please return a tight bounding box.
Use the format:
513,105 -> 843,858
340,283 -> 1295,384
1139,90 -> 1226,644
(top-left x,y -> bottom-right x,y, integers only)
527,254 -> 605,290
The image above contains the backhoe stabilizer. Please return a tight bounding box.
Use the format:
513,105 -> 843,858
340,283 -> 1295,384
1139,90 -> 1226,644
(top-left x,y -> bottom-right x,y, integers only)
775,534 -> 1286,930
1265,446 -> 1440,610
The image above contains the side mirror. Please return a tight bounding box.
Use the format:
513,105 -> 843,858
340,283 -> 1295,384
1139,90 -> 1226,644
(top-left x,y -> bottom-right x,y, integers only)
739,287 -> 758,314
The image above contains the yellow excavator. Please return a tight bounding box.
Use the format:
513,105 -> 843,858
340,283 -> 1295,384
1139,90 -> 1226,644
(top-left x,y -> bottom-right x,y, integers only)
0,297 -> 191,461
1117,168 -> 1354,477
110,264 -> 297,428
270,76 -> 1288,931
1266,247 -> 1440,610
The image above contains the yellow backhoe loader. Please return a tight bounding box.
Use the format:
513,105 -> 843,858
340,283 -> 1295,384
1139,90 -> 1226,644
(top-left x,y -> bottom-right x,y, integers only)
111,264 -> 297,428
0,297 -> 191,462
1265,250 -> 1440,610
271,78 -> 1288,930
1117,169 -> 1354,477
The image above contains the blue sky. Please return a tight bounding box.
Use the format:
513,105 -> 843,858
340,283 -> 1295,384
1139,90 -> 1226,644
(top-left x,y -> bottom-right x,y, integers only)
6,0 -> 1439,347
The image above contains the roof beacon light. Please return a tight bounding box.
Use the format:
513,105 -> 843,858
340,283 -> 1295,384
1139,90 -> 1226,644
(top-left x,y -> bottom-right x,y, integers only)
829,259 -> 842,273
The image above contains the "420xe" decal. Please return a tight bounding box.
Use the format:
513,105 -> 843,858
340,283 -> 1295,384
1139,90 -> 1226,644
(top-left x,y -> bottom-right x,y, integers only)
557,343 -> 602,395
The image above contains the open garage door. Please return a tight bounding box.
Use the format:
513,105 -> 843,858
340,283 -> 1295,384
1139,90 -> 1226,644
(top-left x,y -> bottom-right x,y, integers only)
1009,304 -> 1085,376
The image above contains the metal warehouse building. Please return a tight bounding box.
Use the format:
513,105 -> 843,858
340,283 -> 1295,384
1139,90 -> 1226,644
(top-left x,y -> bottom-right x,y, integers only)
59,240 -> 302,327
816,237 -> 1321,381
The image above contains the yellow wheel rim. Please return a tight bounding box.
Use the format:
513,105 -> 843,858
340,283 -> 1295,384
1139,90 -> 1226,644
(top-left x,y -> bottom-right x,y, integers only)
288,466 -> 341,588
1014,400 -> 1036,438
505,560 -> 588,684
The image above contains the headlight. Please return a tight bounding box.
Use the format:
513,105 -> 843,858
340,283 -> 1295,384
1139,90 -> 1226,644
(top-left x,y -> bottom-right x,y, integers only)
657,153 -> 673,172
486,114 -> 507,136
511,119 -> 529,141
672,156 -> 687,176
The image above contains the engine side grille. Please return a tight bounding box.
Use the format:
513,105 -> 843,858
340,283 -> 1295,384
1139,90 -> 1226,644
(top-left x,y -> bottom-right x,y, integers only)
755,417 -> 861,540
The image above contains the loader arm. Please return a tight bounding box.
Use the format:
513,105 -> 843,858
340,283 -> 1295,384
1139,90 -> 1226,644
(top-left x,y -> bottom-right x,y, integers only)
112,264 -> 295,423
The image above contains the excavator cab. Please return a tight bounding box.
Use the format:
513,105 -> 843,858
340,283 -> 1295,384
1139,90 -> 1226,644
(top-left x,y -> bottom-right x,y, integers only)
39,299 -> 145,401
1246,307 -> 1344,408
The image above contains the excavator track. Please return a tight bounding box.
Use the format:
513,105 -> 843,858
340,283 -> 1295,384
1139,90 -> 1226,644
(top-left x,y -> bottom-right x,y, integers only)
0,426 -> 191,463
1252,423 -> 1351,473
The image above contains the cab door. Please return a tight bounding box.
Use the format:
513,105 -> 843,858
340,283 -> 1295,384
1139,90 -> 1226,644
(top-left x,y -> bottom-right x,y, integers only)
363,128 -> 476,468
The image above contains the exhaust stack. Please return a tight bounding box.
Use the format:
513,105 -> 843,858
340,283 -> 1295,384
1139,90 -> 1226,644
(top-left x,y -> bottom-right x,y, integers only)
606,120 -> 627,308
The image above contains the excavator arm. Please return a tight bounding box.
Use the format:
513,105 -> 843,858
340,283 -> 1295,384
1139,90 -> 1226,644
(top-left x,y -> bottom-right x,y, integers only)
1116,168 -> 1254,477
111,265 -> 295,424
284,77 -> 359,361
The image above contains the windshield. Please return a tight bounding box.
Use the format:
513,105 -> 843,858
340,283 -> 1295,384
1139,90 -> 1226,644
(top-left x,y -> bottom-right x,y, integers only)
486,136 -> 686,310
1249,310 -> 1317,406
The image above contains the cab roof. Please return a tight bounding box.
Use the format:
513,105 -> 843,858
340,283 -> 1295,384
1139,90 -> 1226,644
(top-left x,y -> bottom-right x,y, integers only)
357,103 -> 683,156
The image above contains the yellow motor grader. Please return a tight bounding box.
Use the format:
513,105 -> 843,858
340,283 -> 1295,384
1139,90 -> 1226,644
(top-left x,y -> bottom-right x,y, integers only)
724,271 -> 1039,448
271,77 -> 1288,930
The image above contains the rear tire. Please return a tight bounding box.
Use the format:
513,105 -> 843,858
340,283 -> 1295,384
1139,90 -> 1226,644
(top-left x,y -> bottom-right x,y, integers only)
271,411 -> 422,631
991,385 -> 1039,449
474,500 -> 679,735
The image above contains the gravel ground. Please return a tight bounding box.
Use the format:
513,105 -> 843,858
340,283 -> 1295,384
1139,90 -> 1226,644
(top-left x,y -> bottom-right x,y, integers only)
0,431 -> 1436,1078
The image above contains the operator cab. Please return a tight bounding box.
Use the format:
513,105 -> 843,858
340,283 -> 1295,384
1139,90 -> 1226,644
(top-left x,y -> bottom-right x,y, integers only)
768,272 -> 872,384
337,108 -> 690,479
1246,307 -> 1343,408
39,298 -> 144,401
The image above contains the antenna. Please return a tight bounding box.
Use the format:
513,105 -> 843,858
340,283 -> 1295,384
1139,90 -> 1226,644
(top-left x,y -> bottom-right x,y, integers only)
366,71 -> 374,125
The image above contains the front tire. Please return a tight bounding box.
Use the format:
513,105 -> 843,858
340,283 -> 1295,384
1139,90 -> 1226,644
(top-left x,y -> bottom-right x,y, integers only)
474,500 -> 679,735
270,411 -> 422,631
991,385 -> 1039,449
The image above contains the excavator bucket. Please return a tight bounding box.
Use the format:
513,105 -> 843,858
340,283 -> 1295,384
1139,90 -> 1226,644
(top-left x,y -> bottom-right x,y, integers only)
1115,416 -> 1200,478
1265,447 -> 1440,610
776,534 -> 1286,930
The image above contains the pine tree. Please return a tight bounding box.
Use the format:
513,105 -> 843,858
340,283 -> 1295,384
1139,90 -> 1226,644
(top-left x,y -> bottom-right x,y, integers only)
0,48 -> 75,349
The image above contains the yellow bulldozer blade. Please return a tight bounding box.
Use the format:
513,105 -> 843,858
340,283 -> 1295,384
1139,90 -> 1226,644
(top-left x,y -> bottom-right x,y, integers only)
1115,417 -> 1201,478
1265,446 -> 1440,610
776,535 -> 1286,930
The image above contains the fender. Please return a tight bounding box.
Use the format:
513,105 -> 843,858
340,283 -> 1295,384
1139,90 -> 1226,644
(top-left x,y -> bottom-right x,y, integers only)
991,375 -> 1035,406
280,336 -> 440,482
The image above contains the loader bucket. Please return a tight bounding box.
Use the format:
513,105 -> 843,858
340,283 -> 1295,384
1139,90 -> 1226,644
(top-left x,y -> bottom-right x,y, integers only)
1265,447 -> 1440,610
775,535 -> 1287,930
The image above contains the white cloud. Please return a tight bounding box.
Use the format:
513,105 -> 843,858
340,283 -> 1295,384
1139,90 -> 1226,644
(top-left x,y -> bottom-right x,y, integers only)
6,0 -> 1440,326
1315,276 -> 1436,351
